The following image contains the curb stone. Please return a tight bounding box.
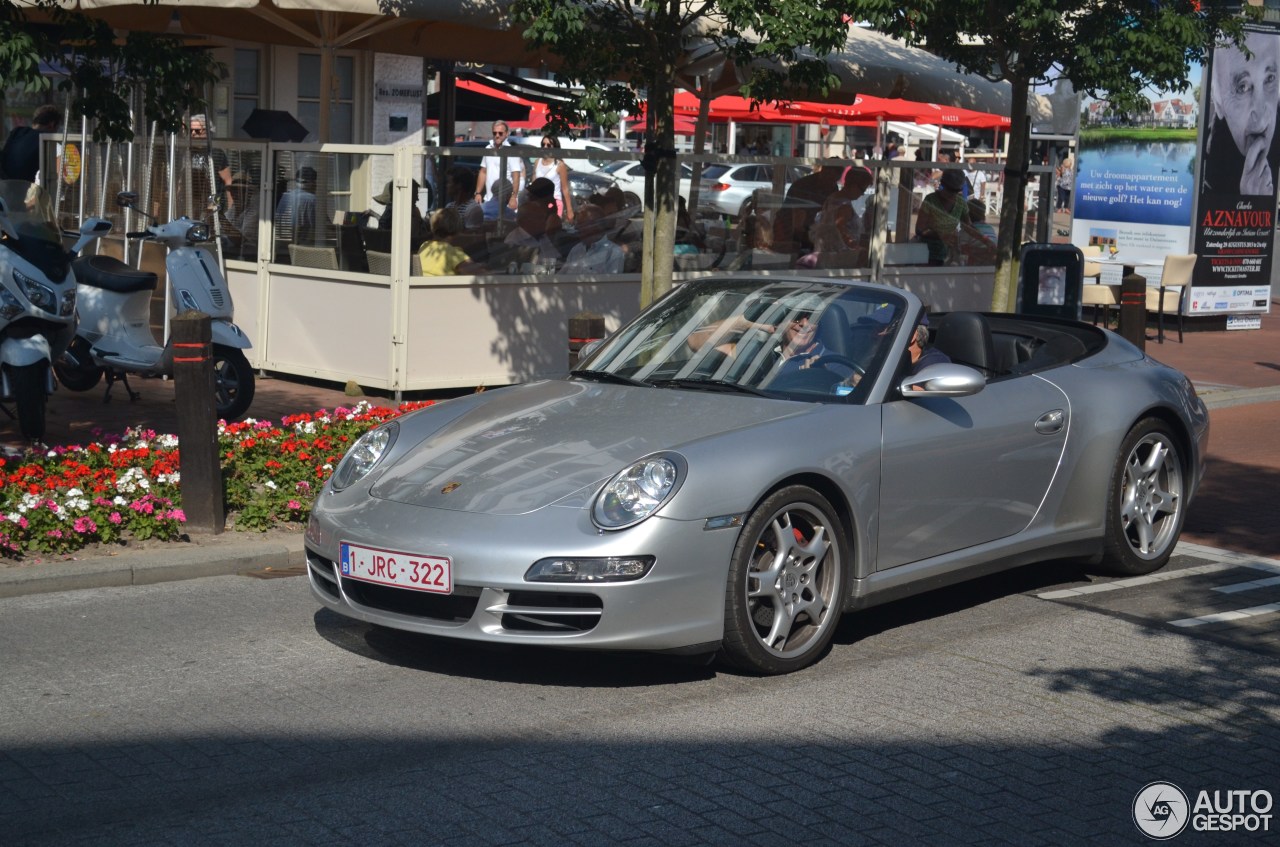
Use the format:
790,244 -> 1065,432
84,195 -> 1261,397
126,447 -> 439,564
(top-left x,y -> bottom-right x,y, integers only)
0,534 -> 307,599
1196,384 -> 1280,410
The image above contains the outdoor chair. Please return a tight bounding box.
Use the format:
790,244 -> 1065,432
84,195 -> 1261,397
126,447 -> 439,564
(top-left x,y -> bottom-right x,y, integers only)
1082,283 -> 1120,328
1146,253 -> 1196,343
287,245 -> 338,270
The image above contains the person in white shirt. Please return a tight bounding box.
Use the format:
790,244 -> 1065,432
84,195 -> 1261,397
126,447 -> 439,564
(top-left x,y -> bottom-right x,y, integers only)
475,120 -> 523,212
562,204 -> 625,274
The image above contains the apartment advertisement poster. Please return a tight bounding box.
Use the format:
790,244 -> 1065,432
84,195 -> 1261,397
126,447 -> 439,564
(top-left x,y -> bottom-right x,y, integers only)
1071,107 -> 1197,284
1190,20 -> 1279,315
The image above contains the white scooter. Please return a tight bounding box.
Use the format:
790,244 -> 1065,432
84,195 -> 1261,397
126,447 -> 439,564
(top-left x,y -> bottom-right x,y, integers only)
0,179 -> 111,441
55,191 -> 255,421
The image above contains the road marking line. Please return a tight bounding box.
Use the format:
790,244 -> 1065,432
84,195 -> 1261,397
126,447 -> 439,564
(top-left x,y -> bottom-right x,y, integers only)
1038,563 -> 1233,599
1214,575 -> 1280,594
1170,602 -> 1280,628
1038,560 -> 1280,600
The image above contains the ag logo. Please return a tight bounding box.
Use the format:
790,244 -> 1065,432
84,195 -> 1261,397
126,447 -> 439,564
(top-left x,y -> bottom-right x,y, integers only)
1134,781 -> 1190,839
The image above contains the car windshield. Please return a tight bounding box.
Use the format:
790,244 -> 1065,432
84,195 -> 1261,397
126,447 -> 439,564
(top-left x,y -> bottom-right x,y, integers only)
578,278 -> 909,402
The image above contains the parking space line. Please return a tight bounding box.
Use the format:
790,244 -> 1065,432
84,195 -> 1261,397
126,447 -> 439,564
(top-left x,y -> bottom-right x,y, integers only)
1037,563 -> 1234,599
1038,559 -> 1280,601
1214,575 -> 1280,594
1170,602 -> 1280,628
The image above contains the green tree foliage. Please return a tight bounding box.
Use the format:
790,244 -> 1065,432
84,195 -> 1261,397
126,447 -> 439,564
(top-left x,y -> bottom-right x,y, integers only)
510,0 -> 851,306
2,1 -> 220,142
848,0 -> 1253,310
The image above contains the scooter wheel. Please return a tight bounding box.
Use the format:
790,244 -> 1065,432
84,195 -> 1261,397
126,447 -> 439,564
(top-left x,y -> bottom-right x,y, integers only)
7,361 -> 49,442
53,337 -> 104,392
212,345 -> 255,422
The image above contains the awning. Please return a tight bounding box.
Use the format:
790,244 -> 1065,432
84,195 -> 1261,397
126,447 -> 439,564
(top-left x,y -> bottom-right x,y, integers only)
426,82 -> 531,124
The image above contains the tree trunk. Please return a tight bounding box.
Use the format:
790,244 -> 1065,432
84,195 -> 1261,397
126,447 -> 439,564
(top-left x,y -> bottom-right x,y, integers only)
639,1 -> 680,309
991,73 -> 1031,312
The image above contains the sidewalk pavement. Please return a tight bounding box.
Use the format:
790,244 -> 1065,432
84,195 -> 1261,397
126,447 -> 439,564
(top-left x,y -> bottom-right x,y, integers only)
1,301 -> 1277,598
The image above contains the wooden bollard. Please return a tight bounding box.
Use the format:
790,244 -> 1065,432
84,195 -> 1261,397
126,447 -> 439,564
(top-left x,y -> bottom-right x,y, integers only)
568,311 -> 605,369
171,312 -> 225,534
1119,271 -> 1146,352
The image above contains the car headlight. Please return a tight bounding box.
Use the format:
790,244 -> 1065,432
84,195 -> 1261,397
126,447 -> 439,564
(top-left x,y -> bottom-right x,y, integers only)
330,422 -> 399,491
14,268 -> 56,313
526,556 -> 655,583
591,452 -> 684,530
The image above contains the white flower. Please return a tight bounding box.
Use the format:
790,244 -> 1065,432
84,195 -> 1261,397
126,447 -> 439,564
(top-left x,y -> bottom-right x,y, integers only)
264,480 -> 277,490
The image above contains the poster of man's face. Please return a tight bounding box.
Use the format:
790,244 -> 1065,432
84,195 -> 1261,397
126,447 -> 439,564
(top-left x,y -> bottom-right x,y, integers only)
1210,29 -> 1280,196
1037,266 -> 1066,306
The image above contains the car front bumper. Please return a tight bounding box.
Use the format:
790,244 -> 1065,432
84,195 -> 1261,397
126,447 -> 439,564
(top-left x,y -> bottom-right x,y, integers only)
305,493 -> 742,653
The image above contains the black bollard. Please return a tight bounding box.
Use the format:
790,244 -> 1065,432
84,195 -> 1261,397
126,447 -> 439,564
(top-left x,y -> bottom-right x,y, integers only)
1119,272 -> 1146,352
171,312 -> 225,534
568,311 -> 605,369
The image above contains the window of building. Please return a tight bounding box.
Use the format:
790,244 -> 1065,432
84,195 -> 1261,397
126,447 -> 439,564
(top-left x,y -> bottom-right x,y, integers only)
232,48 -> 260,140
296,53 -> 355,144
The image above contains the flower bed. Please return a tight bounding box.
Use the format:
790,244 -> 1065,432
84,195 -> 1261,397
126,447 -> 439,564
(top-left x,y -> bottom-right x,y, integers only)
0,400 -> 434,558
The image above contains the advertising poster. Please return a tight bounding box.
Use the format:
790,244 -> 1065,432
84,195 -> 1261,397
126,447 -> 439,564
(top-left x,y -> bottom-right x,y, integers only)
1190,21 -> 1278,315
1071,101 -> 1197,286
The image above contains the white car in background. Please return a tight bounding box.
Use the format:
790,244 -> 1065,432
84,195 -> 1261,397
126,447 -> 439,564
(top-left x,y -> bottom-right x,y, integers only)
698,163 -> 811,219
596,160 -> 697,208
509,136 -> 616,173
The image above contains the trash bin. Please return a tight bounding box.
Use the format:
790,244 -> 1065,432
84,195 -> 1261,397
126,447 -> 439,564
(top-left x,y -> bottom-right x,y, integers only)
1017,243 -> 1084,320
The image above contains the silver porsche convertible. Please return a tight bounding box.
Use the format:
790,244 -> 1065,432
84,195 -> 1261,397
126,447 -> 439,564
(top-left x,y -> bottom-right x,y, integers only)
305,277 -> 1208,674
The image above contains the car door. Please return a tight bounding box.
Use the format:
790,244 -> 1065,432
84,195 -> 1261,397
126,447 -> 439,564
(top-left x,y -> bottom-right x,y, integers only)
876,375 -> 1069,569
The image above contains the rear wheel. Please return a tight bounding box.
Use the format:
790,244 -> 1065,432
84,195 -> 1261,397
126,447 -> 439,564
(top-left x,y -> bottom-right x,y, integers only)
212,345 -> 255,421
8,361 -> 49,442
1097,418 -> 1186,576
720,486 -> 847,674
53,336 -> 104,392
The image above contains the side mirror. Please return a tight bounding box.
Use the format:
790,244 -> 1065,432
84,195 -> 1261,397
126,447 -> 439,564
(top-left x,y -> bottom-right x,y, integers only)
117,191 -> 139,210
70,217 -> 113,254
899,363 -> 986,397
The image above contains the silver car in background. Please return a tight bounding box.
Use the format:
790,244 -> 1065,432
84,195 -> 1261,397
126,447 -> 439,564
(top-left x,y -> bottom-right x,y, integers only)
306,277 -> 1208,674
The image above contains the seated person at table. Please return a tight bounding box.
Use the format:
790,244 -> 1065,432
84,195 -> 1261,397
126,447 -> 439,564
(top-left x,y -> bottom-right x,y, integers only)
482,179 -> 517,222
444,166 -> 484,229
372,179 -> 428,252
418,208 -> 483,276
503,197 -> 562,265
561,204 -> 625,274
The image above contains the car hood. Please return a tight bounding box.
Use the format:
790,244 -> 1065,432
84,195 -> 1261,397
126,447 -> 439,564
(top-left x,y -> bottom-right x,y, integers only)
369,379 -> 806,515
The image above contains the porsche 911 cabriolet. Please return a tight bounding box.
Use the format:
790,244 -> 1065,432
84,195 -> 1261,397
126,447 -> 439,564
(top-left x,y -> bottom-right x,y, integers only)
305,277 -> 1208,674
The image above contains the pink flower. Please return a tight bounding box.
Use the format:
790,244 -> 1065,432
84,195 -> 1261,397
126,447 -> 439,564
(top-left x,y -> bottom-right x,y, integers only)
18,516 -> 28,529
287,500 -> 301,510
73,517 -> 97,534
108,512 -> 123,525
46,529 -> 63,539
165,509 -> 186,522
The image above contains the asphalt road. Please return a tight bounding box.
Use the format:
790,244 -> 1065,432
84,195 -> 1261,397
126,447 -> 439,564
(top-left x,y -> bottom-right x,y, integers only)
2,545 -> 1277,846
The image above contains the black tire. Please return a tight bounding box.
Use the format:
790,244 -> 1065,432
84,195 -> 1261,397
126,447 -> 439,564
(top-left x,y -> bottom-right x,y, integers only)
212,345 -> 255,421
1096,418 -> 1186,576
53,336 -> 104,392
720,485 -> 847,675
621,191 -> 642,209
8,361 -> 49,442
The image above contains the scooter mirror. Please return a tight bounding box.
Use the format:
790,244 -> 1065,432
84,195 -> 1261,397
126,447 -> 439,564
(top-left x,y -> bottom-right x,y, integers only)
188,222 -> 210,244
117,191 -> 139,210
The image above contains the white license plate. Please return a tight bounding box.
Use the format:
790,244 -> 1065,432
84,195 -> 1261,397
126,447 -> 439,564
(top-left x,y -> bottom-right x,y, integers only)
339,542 -> 452,594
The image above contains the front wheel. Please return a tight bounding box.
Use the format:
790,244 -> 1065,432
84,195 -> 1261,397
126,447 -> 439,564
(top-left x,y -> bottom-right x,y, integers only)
53,336 -> 104,392
7,361 -> 49,442
720,486 -> 847,675
212,345 -> 255,421
1097,418 -> 1186,576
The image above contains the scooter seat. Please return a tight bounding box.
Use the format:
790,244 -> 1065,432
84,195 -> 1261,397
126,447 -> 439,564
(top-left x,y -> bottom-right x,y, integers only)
72,255 -> 157,294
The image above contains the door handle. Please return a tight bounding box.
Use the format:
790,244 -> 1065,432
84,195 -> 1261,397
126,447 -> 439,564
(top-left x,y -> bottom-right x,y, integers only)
1035,409 -> 1066,435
